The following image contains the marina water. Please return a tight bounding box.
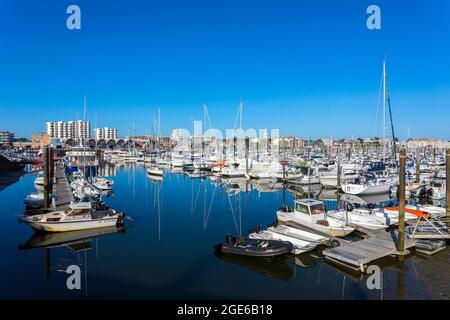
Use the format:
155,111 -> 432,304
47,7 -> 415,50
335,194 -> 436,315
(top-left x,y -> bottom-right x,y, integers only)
0,163 -> 444,299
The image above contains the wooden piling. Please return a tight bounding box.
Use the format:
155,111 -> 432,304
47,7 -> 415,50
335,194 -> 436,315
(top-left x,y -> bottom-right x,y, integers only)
245,138 -> 249,175
397,149 -> 406,253
43,147 -> 50,208
415,149 -> 420,183
48,147 -> 54,193
446,149 -> 450,215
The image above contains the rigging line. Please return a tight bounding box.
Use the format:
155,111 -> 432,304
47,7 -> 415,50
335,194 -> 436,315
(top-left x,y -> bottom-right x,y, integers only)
227,192 -> 239,235
385,77 -> 397,157
373,67 -> 384,138
232,102 -> 241,132
193,179 -> 203,212
205,182 -> 217,227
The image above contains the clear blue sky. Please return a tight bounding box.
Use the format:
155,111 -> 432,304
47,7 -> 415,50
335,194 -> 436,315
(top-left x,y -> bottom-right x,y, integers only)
0,0 -> 449,140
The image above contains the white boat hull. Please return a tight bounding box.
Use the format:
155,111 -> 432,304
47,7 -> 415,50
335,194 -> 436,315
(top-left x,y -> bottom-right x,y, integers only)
341,183 -> 392,195
23,216 -> 119,232
276,210 -> 354,237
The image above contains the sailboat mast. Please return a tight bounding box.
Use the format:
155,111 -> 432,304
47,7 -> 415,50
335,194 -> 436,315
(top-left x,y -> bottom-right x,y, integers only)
383,61 -> 387,162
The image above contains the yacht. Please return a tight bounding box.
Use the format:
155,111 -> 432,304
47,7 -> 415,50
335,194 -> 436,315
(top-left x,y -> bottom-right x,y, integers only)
341,177 -> 393,195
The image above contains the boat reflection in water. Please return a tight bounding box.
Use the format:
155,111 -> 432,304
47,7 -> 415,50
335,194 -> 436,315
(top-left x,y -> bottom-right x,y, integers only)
342,193 -> 392,206
19,225 -> 125,251
214,251 -> 295,281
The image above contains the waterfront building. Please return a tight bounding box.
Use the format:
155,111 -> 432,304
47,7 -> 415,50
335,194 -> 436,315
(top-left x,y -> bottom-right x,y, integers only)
94,127 -> 118,140
46,120 -> 91,139
0,131 -> 14,146
31,133 -> 52,149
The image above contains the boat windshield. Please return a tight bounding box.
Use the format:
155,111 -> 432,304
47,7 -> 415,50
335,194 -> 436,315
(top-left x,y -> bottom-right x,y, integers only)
67,209 -> 91,216
310,204 -> 325,215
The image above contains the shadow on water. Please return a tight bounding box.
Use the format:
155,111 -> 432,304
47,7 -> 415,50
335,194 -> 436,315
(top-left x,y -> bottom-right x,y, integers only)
19,225 -> 126,251
214,251 -> 295,281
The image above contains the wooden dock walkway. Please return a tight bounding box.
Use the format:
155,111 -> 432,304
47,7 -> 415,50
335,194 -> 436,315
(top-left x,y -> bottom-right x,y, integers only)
52,164 -> 73,210
323,228 -> 415,272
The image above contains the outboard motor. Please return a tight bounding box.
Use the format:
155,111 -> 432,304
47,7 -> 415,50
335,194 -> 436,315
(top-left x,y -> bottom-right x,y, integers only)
248,224 -> 262,234
267,219 -> 279,228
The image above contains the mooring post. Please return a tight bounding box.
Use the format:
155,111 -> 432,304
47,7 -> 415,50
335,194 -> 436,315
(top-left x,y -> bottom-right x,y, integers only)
245,137 -> 249,176
48,147 -> 54,195
43,147 -> 50,208
397,148 -> 406,253
415,149 -> 420,184
446,149 -> 450,216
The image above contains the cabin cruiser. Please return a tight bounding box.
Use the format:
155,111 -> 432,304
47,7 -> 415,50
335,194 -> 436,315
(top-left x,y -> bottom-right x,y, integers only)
341,176 -> 394,195
220,163 -> 246,178
277,199 -> 355,237
318,169 -> 359,188
292,166 -> 321,185
20,201 -> 124,232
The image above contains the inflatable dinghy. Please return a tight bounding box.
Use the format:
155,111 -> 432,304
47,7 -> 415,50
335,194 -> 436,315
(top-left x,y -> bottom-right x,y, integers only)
215,235 -> 293,257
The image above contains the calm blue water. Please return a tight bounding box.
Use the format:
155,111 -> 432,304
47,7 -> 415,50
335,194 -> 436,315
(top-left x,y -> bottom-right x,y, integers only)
0,164 -> 438,299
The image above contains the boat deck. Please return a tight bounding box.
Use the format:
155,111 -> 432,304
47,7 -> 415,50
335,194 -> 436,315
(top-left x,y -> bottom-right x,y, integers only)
322,228 -> 415,272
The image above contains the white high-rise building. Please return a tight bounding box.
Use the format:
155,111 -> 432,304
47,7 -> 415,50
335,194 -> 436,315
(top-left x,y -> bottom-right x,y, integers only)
75,120 -> 90,139
94,127 -> 118,140
46,122 -> 55,138
46,120 -> 91,139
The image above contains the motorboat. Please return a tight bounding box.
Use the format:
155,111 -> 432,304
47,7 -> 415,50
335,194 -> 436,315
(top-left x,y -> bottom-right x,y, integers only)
249,230 -> 316,255
91,176 -> 113,191
147,166 -> 164,176
220,165 -> 246,178
214,235 -> 293,257
326,209 -> 389,230
267,224 -> 330,244
277,199 -> 355,237
341,177 -> 393,195
319,170 -> 359,188
20,201 -> 124,232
